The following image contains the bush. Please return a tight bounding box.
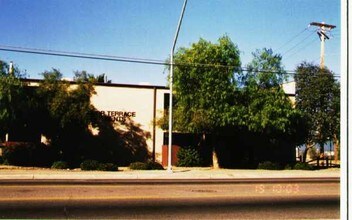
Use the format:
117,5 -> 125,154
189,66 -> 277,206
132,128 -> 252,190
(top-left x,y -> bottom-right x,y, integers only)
129,162 -> 149,170
257,161 -> 282,170
129,161 -> 164,170
293,162 -> 314,170
98,163 -> 118,171
284,164 -> 293,170
0,156 -> 3,164
2,142 -> 34,166
146,161 -> 164,170
2,142 -> 57,167
80,160 -> 100,171
51,161 -> 69,169
177,147 -> 203,167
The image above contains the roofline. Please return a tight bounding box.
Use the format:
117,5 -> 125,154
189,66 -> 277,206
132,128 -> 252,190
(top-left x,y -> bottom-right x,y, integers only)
21,78 -> 169,90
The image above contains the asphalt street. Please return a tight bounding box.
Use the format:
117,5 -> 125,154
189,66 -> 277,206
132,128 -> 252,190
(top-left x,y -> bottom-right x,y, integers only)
0,178 -> 340,219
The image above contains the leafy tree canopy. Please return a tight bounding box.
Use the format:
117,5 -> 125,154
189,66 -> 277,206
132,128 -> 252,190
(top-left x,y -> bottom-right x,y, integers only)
244,48 -> 287,88
294,62 -> 340,148
73,71 -> 111,84
238,48 -> 306,144
0,61 -> 28,136
38,69 -> 96,134
162,39 -> 306,146
171,36 -> 242,133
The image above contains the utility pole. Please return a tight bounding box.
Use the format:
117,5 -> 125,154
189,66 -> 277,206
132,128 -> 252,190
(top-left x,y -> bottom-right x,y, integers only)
168,0 -> 188,173
310,22 -> 336,68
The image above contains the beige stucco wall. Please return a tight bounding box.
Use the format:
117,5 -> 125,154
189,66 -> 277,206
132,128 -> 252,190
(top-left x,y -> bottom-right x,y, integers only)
281,81 -> 296,105
91,85 -> 168,162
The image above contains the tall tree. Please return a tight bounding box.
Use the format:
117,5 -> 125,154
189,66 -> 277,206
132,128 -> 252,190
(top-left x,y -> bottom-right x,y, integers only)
238,48 -> 307,163
241,48 -> 295,132
162,40 -> 307,167
165,36 -> 241,167
171,36 -> 242,133
0,60 -> 30,141
37,69 -> 97,165
294,62 -> 340,157
244,48 -> 287,88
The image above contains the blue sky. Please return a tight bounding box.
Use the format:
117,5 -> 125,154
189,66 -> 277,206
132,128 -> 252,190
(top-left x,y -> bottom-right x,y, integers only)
0,0 -> 340,86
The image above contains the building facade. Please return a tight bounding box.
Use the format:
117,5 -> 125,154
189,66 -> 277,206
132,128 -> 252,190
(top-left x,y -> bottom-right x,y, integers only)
1,79 -> 298,166
90,83 -> 169,163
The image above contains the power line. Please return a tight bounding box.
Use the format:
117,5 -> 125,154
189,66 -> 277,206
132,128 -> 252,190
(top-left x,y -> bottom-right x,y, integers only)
0,44 -> 296,73
0,44 -> 339,78
276,28 -> 309,52
284,37 -> 317,60
282,30 -> 316,56
0,45 -> 166,66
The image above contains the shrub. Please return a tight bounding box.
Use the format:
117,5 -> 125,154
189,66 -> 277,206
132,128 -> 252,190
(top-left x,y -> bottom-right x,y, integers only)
257,161 -> 282,170
51,161 -> 69,169
177,147 -> 203,167
98,163 -> 118,171
2,142 -> 34,166
80,160 -> 100,171
129,162 -> 149,170
146,161 -> 164,170
2,142 -> 57,167
129,161 -> 164,170
0,156 -> 3,164
284,164 -> 293,170
293,162 -> 314,170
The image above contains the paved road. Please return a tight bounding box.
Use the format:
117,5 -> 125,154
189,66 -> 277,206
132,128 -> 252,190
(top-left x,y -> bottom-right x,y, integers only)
0,178 -> 339,219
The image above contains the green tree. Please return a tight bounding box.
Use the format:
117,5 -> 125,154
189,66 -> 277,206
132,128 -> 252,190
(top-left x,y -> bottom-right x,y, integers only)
0,60 -> 10,76
0,60 -> 22,77
73,71 -> 111,83
0,75 -> 24,138
0,60 -> 31,141
37,69 -> 97,165
238,48 -> 307,163
171,36 -> 241,133
294,62 -> 340,159
164,36 -> 242,167
244,48 -> 287,88
95,73 -> 111,83
241,48 -> 302,133
161,39 -> 307,167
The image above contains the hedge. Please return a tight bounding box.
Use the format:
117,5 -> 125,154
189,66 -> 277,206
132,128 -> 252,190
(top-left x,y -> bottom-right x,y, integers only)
51,161 -> 69,169
176,147 -> 203,167
129,161 -> 164,170
2,142 -> 57,167
257,161 -> 283,170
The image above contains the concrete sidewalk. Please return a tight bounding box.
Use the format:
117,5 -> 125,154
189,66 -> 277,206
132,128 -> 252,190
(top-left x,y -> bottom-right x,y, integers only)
0,166 -> 340,180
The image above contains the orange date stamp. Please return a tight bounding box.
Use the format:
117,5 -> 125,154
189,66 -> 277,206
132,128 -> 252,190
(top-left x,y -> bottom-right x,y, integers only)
255,184 -> 300,194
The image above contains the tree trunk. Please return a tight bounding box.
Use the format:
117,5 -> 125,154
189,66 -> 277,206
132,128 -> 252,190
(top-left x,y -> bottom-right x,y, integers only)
303,143 -> 312,163
199,133 -> 218,167
209,133 -> 220,169
333,134 -> 339,164
212,149 -> 219,169
303,148 -> 308,163
319,142 -> 325,167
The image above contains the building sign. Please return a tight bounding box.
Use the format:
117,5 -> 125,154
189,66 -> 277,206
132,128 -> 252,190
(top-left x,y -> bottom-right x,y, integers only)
101,111 -> 136,122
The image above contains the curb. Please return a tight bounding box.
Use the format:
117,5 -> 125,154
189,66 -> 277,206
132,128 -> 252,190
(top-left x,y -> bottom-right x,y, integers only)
0,177 -> 340,185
